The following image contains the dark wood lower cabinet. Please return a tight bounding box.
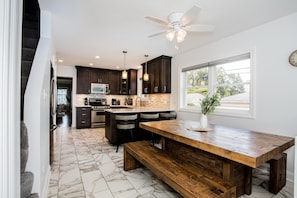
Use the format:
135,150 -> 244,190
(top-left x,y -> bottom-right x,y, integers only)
76,107 -> 91,129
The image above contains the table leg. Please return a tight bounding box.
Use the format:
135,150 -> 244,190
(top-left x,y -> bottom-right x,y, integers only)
268,153 -> 287,194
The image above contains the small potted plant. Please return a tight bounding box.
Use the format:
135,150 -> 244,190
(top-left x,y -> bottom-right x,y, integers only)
200,92 -> 221,129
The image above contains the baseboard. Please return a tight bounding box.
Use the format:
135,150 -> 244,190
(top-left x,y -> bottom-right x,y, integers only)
41,165 -> 51,198
287,170 -> 294,183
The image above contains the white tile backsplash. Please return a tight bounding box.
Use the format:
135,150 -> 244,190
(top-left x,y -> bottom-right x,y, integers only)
75,94 -> 171,108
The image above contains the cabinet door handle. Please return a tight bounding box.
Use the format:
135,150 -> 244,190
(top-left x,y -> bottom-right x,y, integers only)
82,113 -> 86,116
81,121 -> 86,124
129,89 -> 131,94
163,86 -> 166,92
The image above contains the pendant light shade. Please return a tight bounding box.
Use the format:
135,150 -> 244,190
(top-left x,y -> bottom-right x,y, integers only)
122,70 -> 127,79
143,73 -> 149,81
122,51 -> 127,79
143,54 -> 149,81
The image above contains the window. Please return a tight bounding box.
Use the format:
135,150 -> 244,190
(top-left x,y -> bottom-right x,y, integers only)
57,88 -> 68,105
181,53 -> 253,117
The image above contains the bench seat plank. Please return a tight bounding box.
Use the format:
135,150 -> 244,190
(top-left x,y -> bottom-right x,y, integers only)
124,141 -> 236,198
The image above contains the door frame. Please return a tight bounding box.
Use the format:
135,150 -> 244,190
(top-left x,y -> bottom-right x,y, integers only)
0,0 -> 22,197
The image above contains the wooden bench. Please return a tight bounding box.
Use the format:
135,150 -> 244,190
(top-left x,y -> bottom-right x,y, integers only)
124,141 -> 236,198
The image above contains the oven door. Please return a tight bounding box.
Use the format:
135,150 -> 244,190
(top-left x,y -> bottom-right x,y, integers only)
91,110 -> 105,128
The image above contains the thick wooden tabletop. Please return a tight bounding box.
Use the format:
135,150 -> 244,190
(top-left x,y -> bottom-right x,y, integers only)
140,120 -> 295,168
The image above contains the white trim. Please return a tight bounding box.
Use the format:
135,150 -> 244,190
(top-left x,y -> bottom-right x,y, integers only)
179,49 -> 256,119
294,136 -> 297,197
0,0 -> 22,197
42,165 -> 51,198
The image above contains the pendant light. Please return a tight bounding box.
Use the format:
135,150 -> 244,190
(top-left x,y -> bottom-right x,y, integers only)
122,51 -> 128,79
143,54 -> 149,81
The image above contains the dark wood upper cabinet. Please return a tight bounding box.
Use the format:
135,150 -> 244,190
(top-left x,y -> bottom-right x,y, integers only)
91,68 -> 109,84
159,56 -> 171,93
76,66 -> 137,95
128,69 -> 137,95
108,70 -> 121,94
142,55 -> 172,94
120,69 -> 137,95
76,66 -> 91,94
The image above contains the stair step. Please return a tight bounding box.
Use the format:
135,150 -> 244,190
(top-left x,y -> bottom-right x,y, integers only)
22,48 -> 35,61
21,76 -> 29,92
23,20 -> 39,30
23,13 -> 40,22
21,60 -> 33,76
23,28 -> 39,39
22,37 -> 38,49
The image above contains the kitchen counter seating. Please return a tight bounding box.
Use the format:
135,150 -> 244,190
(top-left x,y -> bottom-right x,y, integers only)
105,109 -> 176,145
139,113 -> 160,144
115,114 -> 138,152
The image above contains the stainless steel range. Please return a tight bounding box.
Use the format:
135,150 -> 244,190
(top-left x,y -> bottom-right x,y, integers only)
89,98 -> 109,128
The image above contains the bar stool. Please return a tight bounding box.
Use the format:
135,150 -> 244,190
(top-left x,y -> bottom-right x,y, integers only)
159,111 -> 177,120
115,114 -> 138,152
140,113 -> 159,121
140,113 -> 159,143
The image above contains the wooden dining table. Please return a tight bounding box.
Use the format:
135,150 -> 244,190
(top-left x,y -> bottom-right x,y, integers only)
139,120 -> 295,197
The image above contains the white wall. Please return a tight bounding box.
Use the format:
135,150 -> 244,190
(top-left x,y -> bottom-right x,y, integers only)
172,13 -> 297,181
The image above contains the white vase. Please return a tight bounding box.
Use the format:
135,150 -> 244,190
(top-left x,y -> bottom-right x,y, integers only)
200,114 -> 208,129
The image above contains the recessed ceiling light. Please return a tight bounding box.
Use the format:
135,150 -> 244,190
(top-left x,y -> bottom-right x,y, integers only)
89,63 -> 94,66
137,65 -> 141,69
116,66 -> 120,69
58,59 -> 63,63
95,56 -> 100,59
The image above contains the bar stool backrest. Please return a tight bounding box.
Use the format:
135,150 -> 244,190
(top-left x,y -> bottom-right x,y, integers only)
116,114 -> 138,121
140,113 -> 159,120
159,111 -> 177,120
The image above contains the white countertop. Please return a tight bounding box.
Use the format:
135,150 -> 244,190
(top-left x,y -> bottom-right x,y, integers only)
76,105 -> 92,108
105,106 -> 175,113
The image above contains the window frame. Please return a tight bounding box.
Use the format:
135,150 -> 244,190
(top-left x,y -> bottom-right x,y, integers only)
179,51 -> 256,119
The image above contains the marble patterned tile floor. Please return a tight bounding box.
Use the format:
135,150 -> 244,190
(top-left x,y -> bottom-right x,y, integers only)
47,127 -> 293,198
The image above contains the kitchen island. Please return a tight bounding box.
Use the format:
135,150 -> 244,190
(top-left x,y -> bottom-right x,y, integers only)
105,107 -> 176,144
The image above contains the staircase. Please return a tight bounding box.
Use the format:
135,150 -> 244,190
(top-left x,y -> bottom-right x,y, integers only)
21,0 -> 40,197
21,0 -> 40,120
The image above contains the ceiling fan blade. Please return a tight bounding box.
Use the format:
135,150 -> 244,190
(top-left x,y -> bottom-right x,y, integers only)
181,5 -> 201,26
148,31 -> 167,38
184,24 -> 215,32
145,16 -> 168,27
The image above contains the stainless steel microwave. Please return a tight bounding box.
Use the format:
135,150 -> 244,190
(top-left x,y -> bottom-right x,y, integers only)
90,83 -> 110,94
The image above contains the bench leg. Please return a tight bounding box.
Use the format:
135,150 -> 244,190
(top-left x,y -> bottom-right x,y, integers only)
124,147 -> 142,171
269,153 -> 287,194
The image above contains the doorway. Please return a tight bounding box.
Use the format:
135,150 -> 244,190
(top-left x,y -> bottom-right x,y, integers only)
56,77 -> 73,127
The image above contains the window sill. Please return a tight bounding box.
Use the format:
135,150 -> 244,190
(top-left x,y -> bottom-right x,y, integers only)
179,107 -> 255,119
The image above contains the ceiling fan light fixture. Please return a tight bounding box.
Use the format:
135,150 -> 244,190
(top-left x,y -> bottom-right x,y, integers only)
176,29 -> 187,43
166,31 -> 175,42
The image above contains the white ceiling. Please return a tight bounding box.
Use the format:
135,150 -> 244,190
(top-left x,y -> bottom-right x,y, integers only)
39,0 -> 297,70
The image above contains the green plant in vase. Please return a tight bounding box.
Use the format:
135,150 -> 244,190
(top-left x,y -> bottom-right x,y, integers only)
200,92 -> 221,129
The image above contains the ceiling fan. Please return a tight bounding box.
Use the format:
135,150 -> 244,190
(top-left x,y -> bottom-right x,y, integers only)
145,5 -> 214,43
